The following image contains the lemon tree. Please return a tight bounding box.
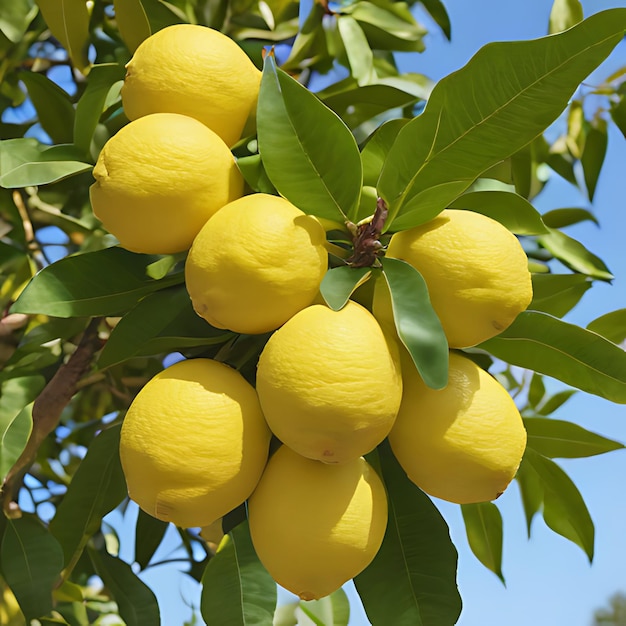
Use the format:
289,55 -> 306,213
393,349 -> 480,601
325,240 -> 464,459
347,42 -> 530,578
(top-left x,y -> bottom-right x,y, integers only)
0,1 -> 626,624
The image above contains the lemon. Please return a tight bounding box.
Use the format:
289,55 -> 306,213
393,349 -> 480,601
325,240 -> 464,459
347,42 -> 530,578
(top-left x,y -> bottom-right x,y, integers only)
90,113 -> 243,254
248,445 -> 388,600
119,358 -> 270,528
256,301 -> 402,463
375,209 -> 532,348
388,351 -> 527,504
185,193 -> 328,335
121,24 -> 261,146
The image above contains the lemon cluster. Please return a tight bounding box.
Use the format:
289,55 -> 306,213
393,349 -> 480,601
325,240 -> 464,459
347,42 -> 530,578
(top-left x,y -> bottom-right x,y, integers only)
97,24 -> 532,602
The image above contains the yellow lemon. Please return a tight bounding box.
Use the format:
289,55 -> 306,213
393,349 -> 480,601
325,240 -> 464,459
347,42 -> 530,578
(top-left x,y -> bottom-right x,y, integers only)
185,193 -> 328,334
248,445 -> 388,600
90,113 -> 243,254
375,209 -> 532,348
256,301 -> 402,463
119,358 -> 270,528
121,24 -> 261,146
388,351 -> 527,504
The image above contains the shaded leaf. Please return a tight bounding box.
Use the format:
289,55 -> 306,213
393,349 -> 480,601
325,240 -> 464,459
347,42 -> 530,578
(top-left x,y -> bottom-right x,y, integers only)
11,247 -> 183,317
201,520 -> 276,626
536,389 -> 578,416
113,0 -> 151,52
527,372 -> 546,409
320,266 -> 371,311
541,207 -> 599,228
529,273 -> 592,317
524,417 -> 624,458
381,257 -> 448,390
50,426 -> 127,568
355,443 -> 461,626
257,54 -> 362,221
610,93 -> 626,139
581,120 -> 607,202
515,455 -> 544,537
299,589 -> 350,626
360,118 -> 409,188
134,510 -> 169,570
460,502 -> 504,582
236,154 -> 277,195
480,311 -> 626,403
449,191 -> 548,235
587,309 -> 626,345
419,0 -> 451,39
549,0 -> 583,34
0,516 -> 64,620
0,0 -> 37,42
379,9 -> 626,230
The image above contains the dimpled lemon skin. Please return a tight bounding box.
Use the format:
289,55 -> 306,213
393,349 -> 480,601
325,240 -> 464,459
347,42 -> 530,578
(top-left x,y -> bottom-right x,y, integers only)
256,301 -> 402,464
388,351 -> 527,504
248,446 -> 388,600
119,358 -> 271,528
185,194 -> 328,335
121,24 -> 261,146
377,209 -> 532,348
90,113 -> 243,254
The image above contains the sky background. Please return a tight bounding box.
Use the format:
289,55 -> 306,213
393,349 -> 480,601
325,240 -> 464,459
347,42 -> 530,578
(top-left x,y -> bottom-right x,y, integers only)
9,1 -> 624,624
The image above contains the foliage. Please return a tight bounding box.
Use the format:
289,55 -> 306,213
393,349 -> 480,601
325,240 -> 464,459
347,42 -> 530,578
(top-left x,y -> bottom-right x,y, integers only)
0,0 -> 625,623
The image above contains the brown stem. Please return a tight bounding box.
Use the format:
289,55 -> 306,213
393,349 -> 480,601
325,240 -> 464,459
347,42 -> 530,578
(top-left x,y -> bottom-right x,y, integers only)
346,198 -> 388,268
1,318 -> 102,517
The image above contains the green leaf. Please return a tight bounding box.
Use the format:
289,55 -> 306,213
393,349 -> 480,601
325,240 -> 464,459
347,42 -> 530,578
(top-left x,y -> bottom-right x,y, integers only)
523,448 -> 594,561
549,0 -> 583,34
337,16 -> 375,86
380,258 -> 448,390
419,0 -> 451,39
460,502 -> 504,583
538,228 -> 613,281
610,93 -> 626,139
235,154 -> 277,195
515,456 -> 544,537
379,9 -> 626,230
527,372 -> 546,409
581,120 -> 607,202
0,516 -> 64,620
201,520 -> 276,626
524,417 -> 624,458
113,0 -> 151,52
529,273 -> 592,317
257,54 -> 362,222
360,119 -> 409,188
480,311 -> 626,403
98,286 -> 231,369
74,64 -> 126,157
36,0 -> 90,72
320,267 -> 371,311
587,309 -> 626,345
299,589 -> 350,626
11,247 -> 183,317
541,207 -> 599,228
134,510 -> 169,570
536,389 -> 577,415
448,191 -> 548,235
18,71 -> 75,144
89,548 -> 161,626
49,426 -> 127,568
0,0 -> 37,42
355,444 -> 461,626
0,375 -> 44,482
0,138 -> 92,188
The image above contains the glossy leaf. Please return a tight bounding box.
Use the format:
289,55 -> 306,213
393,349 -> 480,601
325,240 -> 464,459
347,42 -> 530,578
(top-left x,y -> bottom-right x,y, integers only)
355,444 -> 461,626
449,190 -> 548,235
461,502 -> 504,582
134,510 -> 169,570
541,207 -> 599,228
201,520 -> 276,626
360,119 -> 409,187
18,71 -> 75,144
529,273 -> 592,317
549,0 -> 583,33
236,154 -> 277,195
538,228 -> 613,281
0,516 -> 64,620
74,63 -> 126,156
515,456 -> 544,537
90,548 -> 161,626
11,247 -> 183,317
36,0 -> 90,72
113,0 -> 151,52
338,16 -> 375,85
381,258 -> 448,389
480,311 -> 626,403
50,426 -> 127,568
587,309 -> 626,345
524,417 -> 624,458
379,9 -> 626,230
581,120 -> 608,202
257,54 -> 362,221
98,286 -> 232,369
320,266 -> 371,311
523,449 -> 594,561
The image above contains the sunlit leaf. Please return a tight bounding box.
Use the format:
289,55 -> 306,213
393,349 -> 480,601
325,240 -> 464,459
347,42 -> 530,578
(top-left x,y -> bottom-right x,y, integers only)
257,54 -> 362,221
529,273 -> 592,317
236,154 -> 277,195
320,266 -> 371,311
586,309 -> 626,345
337,16 -> 375,85
360,119 -> 409,187
480,311 -> 626,403
461,502 -> 504,582
524,417 -> 624,458
381,257 -> 448,390
549,0 -> 583,34
201,520 -> 276,626
299,589 -> 350,626
355,444 -> 461,626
